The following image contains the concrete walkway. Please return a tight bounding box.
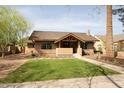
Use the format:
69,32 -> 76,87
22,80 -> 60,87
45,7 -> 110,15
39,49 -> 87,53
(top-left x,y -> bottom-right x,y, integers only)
75,55 -> 124,74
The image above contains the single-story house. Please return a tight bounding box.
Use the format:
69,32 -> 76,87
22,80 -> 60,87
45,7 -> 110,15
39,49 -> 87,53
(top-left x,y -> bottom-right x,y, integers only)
26,31 -> 98,57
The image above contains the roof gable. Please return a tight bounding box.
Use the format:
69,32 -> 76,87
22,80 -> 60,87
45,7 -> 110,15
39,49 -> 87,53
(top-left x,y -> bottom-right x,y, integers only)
54,33 -> 85,43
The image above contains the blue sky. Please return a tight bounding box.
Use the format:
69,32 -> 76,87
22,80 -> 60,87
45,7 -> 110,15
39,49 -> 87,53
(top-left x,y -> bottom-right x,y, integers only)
11,5 -> 124,35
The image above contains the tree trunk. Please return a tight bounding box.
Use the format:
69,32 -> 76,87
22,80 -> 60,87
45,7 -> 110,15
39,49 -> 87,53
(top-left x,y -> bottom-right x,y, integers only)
23,47 -> 25,54
1,47 -> 5,58
20,47 -> 23,53
20,46 -> 25,54
106,5 -> 114,57
1,52 -> 5,58
11,45 -> 16,54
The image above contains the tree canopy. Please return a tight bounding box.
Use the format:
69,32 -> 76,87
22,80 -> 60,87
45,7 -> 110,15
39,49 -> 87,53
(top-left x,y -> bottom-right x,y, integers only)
0,6 -> 31,58
113,6 -> 124,29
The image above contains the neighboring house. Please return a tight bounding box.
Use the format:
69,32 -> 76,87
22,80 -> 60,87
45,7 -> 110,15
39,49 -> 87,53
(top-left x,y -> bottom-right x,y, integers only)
0,46 -> 21,57
95,33 -> 124,54
113,34 -> 124,51
26,31 -> 98,57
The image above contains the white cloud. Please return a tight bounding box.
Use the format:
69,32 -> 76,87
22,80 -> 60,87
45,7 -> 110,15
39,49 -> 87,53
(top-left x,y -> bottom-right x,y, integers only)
33,17 -> 103,31
13,6 -> 104,33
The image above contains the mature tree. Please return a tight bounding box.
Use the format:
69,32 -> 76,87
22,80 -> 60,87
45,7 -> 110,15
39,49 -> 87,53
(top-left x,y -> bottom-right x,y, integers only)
13,11 -> 31,54
0,6 -> 31,58
0,7 -> 12,58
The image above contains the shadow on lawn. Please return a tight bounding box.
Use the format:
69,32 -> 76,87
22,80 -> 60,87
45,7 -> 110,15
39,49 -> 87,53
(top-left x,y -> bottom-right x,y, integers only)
98,66 -> 122,88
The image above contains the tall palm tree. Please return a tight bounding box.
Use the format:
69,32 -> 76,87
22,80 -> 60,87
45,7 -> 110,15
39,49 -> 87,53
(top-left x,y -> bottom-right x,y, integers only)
106,5 -> 114,57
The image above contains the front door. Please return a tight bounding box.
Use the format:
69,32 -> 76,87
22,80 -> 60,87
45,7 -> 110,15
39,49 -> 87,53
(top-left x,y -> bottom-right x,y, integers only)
62,41 -> 77,53
70,42 -> 77,53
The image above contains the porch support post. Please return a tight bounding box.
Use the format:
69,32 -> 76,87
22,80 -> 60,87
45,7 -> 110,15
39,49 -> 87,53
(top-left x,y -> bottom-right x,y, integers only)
59,41 -> 61,48
78,41 -> 80,48
77,41 -> 82,55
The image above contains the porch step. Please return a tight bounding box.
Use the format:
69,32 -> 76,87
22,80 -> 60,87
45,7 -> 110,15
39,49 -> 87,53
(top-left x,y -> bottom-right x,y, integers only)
57,54 -> 73,58
73,54 -> 82,58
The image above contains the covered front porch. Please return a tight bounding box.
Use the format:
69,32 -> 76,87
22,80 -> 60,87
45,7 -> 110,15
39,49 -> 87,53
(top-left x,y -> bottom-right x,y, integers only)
55,34 -> 94,57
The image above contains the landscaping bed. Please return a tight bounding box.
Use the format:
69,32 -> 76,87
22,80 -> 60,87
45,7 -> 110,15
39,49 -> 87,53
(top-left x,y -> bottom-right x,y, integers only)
0,64 -> 15,71
101,56 -> 124,68
85,55 -> 124,68
0,58 -> 119,83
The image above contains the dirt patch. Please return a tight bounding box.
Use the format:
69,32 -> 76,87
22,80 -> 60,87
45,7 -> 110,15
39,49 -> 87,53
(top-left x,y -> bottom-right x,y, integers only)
0,59 -> 27,78
0,53 -> 42,78
101,56 -> 124,68
0,64 -> 14,71
1,54 -> 31,60
85,55 -> 124,68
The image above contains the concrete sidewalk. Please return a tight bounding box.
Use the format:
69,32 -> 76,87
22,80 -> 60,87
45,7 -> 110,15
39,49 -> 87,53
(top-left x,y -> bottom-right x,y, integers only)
0,74 -> 124,88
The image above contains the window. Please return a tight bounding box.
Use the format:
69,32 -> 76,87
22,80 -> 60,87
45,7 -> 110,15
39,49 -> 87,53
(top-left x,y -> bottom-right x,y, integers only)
63,42 -> 70,48
41,42 -> 52,49
81,42 -> 87,49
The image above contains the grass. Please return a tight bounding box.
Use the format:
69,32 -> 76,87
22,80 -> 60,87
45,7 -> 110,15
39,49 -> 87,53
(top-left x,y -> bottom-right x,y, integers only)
0,58 -> 119,83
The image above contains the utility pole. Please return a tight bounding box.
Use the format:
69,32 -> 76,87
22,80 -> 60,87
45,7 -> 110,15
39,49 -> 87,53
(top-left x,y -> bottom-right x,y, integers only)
106,5 -> 114,57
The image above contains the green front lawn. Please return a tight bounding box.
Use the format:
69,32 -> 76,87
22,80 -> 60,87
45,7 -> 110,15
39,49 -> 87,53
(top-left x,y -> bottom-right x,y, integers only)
0,59 -> 119,83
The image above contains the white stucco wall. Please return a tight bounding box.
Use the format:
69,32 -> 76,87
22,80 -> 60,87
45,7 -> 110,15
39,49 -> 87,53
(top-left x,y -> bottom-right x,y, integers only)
94,36 -> 106,54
